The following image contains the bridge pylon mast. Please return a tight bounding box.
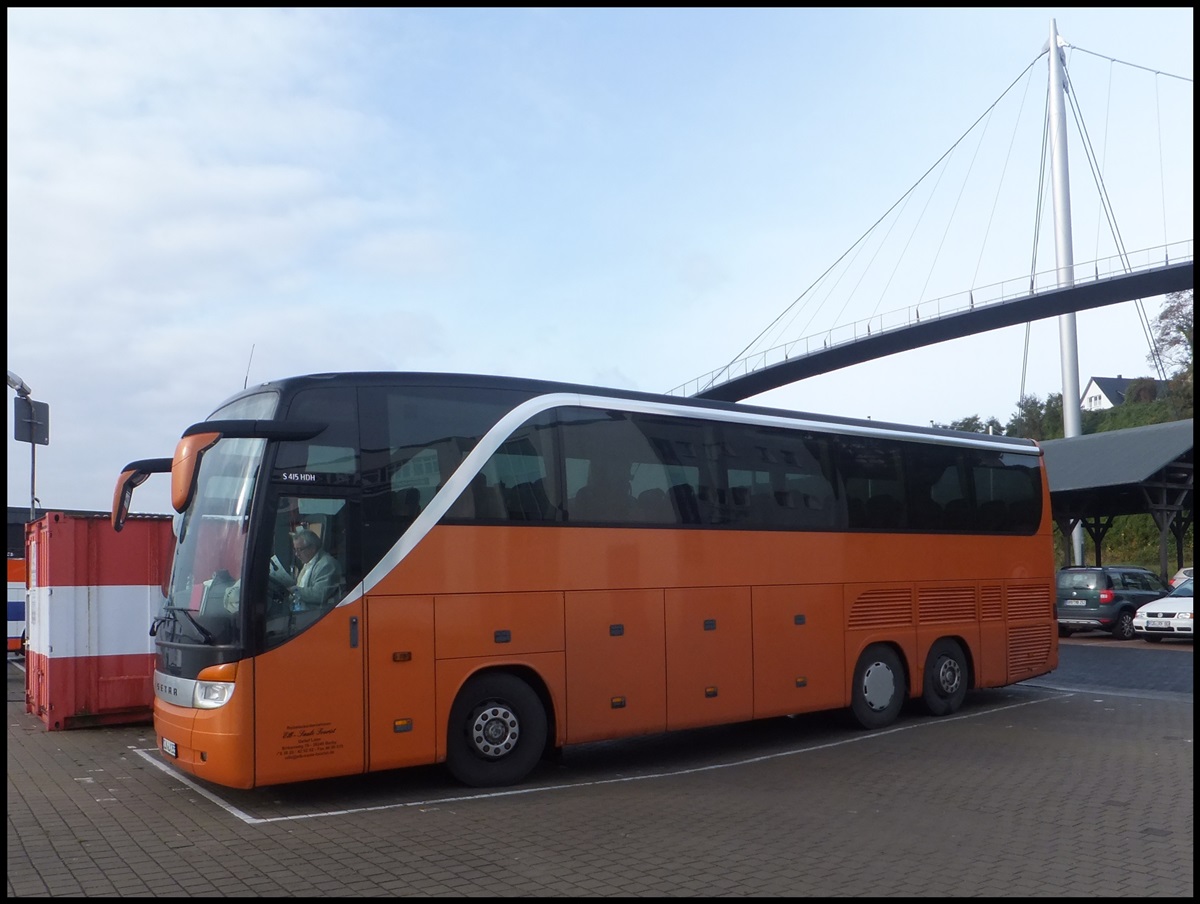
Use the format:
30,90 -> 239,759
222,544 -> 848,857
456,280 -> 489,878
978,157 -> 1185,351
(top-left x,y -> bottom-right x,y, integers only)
1047,17 -> 1085,564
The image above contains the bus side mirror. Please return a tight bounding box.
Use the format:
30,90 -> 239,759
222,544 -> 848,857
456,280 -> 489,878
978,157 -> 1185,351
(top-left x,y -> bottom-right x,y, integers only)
112,458 -> 172,532
172,432 -> 223,514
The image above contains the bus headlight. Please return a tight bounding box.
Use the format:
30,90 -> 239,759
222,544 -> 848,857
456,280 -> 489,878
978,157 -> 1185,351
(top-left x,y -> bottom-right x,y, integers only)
194,680 -> 235,709
193,661 -> 238,709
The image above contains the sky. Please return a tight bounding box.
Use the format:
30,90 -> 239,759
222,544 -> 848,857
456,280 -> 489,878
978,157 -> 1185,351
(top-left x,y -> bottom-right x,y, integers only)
7,8 -> 1194,517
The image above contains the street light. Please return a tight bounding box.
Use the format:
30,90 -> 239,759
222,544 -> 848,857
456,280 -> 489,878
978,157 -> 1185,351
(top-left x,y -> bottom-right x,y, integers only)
8,370 -> 49,522
7,371 -> 32,397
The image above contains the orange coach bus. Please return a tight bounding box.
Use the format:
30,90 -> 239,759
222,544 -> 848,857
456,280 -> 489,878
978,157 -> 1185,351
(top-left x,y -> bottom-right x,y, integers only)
113,371 -> 1057,789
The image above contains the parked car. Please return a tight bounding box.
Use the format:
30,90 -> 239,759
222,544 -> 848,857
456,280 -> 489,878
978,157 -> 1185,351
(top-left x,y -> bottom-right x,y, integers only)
1056,566 -> 1171,640
1170,567 -> 1193,588
1133,578 -> 1194,642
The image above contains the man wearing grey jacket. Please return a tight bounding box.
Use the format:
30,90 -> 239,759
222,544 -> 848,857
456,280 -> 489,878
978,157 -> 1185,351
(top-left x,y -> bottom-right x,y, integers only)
278,527 -> 344,609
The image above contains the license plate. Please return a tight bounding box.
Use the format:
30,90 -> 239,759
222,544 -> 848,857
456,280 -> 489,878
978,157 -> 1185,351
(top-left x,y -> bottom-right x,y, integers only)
1063,600 -> 1087,607
1147,619 -> 1170,628
162,737 -> 178,758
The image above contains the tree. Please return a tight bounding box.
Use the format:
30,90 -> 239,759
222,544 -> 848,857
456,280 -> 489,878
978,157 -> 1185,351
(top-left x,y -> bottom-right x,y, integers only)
1148,289 -> 1194,376
1125,377 -> 1159,404
934,414 -> 1003,434
1003,392 -> 1064,440
1165,372 -> 1193,419
1042,393 -> 1064,439
1005,394 -> 1047,439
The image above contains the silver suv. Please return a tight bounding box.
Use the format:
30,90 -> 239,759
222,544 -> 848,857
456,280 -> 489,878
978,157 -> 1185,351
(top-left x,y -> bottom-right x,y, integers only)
1056,566 -> 1171,640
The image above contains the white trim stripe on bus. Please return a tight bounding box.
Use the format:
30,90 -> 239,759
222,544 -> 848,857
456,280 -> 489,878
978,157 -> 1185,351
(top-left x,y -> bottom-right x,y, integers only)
343,392 -> 1040,604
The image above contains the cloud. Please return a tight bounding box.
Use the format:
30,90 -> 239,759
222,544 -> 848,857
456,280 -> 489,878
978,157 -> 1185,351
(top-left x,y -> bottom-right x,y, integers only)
6,8 -> 1193,517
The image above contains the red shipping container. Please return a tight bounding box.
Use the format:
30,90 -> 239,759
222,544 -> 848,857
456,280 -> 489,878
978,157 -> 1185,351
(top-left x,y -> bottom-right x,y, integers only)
7,556 -> 26,654
25,511 -> 174,730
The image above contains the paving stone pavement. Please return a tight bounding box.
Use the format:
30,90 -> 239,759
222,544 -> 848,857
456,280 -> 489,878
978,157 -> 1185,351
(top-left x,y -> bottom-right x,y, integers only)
6,654 -> 1192,897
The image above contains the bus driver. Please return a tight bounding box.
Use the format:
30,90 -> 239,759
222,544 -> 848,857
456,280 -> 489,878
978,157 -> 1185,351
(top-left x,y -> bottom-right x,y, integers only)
273,527 -> 344,610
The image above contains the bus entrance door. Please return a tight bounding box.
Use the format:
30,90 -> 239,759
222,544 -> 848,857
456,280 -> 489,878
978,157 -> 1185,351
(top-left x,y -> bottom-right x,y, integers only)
252,599 -> 367,785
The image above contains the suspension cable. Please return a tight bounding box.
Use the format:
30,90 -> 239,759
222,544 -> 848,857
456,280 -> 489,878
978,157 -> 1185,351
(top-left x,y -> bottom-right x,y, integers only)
1063,56 -> 1168,381
1066,45 -> 1193,83
704,53 -> 1046,391
1021,67 -> 1052,403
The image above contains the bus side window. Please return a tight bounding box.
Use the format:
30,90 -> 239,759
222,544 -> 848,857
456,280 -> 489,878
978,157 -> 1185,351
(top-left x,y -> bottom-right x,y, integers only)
631,414 -> 708,526
446,474 -> 509,522
631,487 -> 673,522
572,460 -> 635,522
971,452 -> 1042,534
482,412 -> 561,522
669,482 -> 701,525
559,408 -> 637,524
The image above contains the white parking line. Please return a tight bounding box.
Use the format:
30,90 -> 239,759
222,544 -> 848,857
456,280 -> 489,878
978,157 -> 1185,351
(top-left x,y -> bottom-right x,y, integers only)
132,691 -> 1071,825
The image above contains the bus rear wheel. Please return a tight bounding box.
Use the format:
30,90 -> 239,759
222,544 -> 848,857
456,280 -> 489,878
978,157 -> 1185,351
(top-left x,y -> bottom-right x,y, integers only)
922,638 -> 967,716
850,644 -> 905,730
446,673 -> 547,788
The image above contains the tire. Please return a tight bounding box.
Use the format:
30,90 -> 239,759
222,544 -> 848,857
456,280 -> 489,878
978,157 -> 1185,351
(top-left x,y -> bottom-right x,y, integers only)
446,673 -> 547,788
921,638 -> 968,717
1111,611 -> 1136,641
1057,625 -> 1074,638
1143,635 -> 1164,644
850,644 -> 906,730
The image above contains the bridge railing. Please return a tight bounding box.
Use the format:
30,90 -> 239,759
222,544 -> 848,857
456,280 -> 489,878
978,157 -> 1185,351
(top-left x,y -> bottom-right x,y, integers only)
667,240 -> 1193,398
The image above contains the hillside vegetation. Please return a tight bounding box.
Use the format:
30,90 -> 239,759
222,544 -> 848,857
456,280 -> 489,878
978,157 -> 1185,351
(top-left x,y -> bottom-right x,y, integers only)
936,289 -> 1193,577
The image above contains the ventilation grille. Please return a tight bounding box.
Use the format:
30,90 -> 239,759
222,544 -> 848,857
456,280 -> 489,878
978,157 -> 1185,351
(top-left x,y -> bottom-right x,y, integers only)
918,586 -> 976,624
1007,583 -> 1051,621
980,585 -> 1003,621
1008,624 -> 1053,679
849,588 -> 913,629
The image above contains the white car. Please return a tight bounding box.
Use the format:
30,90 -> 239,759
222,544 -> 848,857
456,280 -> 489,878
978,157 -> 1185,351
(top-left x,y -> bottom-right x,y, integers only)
1170,567 -> 1193,587
1132,578 -> 1193,643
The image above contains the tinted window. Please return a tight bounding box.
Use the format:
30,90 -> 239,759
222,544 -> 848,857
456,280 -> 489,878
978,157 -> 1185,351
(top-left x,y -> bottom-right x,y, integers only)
258,493 -> 352,653
558,408 -> 709,525
833,435 -> 905,529
478,411 -> 561,522
718,423 -> 841,530
424,397 -> 1043,538
211,390 -> 279,421
359,384 -> 532,552
275,386 -> 360,481
905,444 -> 966,531
972,451 -> 1042,533
1122,571 -> 1152,591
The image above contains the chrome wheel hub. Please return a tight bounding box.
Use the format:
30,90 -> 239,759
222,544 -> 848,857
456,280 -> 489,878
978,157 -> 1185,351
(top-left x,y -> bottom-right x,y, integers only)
470,704 -> 519,758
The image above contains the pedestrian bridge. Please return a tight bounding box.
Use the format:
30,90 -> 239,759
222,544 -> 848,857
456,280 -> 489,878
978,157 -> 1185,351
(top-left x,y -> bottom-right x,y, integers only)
670,243 -> 1193,403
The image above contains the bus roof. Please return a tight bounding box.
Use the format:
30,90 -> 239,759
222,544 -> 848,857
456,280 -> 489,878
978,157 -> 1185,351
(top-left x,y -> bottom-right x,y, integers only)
216,371 -> 1041,453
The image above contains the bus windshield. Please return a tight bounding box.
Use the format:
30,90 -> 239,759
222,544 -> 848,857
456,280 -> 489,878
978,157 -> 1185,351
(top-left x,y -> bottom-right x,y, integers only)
158,436 -> 266,652
157,392 -> 277,659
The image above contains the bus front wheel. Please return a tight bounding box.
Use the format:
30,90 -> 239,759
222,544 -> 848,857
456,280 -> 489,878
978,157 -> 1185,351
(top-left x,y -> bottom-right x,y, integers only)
850,644 -> 905,730
921,638 -> 968,716
446,673 -> 547,788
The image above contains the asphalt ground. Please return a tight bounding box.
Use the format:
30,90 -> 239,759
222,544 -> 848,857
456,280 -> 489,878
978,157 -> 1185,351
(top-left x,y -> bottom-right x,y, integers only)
7,638 -> 1192,898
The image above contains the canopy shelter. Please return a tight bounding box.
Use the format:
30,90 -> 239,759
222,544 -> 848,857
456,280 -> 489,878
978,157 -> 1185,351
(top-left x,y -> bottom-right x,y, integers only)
1040,419 -> 1193,581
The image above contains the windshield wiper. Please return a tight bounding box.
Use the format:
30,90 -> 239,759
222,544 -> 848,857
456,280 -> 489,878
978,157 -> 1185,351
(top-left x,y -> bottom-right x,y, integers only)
159,604 -> 216,645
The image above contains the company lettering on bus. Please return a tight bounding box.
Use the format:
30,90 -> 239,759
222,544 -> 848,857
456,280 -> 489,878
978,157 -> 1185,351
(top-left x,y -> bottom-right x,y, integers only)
113,372 -> 1057,789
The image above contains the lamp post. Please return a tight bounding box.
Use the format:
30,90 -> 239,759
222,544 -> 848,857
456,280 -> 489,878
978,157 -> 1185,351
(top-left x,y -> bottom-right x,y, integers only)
8,370 -> 49,522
